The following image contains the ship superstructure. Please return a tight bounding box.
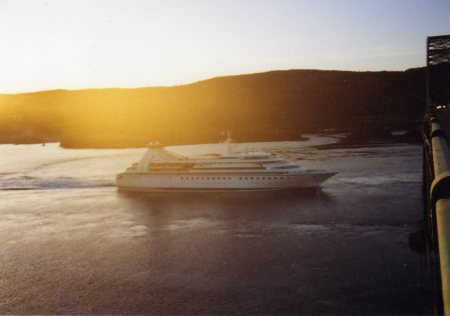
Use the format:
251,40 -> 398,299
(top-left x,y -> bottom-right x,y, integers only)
116,136 -> 336,191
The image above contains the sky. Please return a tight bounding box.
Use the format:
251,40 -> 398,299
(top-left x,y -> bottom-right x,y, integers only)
0,0 -> 449,93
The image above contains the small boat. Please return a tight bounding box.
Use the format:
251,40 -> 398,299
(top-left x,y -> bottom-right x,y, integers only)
116,134 -> 336,191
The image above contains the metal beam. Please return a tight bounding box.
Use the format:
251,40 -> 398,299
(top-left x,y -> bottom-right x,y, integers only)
427,35 -> 450,113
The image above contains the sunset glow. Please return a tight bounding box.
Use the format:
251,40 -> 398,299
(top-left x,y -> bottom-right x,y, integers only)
0,0 -> 449,93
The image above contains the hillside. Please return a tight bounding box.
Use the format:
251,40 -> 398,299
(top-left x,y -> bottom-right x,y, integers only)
0,68 -> 426,148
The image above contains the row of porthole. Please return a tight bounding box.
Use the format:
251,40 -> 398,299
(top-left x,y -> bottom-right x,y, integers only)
239,176 -> 286,180
181,177 -> 232,180
179,176 -> 286,180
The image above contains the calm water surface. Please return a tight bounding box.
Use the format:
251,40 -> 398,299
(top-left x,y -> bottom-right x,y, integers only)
0,135 -> 422,314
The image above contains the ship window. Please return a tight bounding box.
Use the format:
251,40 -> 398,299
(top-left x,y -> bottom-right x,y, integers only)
212,177 -> 215,180
256,177 -> 260,180
274,177 -> 278,179
207,177 -> 210,180
239,177 -> 242,180
181,177 -> 184,180
262,177 -> 265,180
201,177 -> 204,180
228,177 -> 231,180
250,177 -> 254,180
244,177 -> 248,180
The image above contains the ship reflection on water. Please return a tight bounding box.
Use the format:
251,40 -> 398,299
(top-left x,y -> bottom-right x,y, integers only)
119,188 -> 329,214
0,138 -> 422,314
117,188 -> 334,233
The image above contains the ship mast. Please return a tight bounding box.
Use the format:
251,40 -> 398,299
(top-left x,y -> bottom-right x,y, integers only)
225,129 -> 232,155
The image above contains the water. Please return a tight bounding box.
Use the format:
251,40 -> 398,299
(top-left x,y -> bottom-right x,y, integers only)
0,135 -> 423,314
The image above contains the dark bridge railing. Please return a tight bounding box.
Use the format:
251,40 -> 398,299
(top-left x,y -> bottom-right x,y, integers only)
423,115 -> 450,314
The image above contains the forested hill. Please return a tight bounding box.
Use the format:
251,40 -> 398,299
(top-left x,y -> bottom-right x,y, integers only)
0,68 -> 426,148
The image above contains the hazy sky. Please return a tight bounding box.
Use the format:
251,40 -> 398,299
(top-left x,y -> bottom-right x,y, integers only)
0,0 -> 449,93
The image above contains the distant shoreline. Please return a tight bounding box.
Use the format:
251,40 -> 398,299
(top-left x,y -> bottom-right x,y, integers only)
0,128 -> 421,150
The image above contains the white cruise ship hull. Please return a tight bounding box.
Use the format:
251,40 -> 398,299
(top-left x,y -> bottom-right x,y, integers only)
116,171 -> 336,191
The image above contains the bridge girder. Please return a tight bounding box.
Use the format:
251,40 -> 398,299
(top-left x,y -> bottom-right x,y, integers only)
427,35 -> 450,113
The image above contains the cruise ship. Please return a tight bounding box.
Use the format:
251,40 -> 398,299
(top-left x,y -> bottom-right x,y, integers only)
116,137 -> 336,191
